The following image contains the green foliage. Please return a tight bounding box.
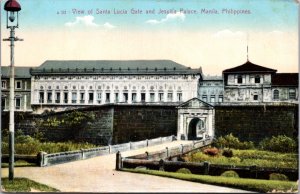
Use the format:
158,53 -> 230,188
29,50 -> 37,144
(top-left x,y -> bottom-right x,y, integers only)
214,133 -> 255,150
37,110 -> 96,130
186,149 -> 298,169
2,178 -> 59,192
222,149 -> 233,158
220,170 -> 239,178
259,135 -> 297,153
269,173 -> 289,181
176,168 -> 192,174
123,168 -> 298,193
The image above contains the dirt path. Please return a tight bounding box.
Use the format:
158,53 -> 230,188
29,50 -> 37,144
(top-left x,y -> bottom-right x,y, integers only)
1,141 -> 251,192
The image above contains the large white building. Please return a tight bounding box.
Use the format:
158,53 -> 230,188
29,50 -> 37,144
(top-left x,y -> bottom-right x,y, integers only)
30,60 -> 202,111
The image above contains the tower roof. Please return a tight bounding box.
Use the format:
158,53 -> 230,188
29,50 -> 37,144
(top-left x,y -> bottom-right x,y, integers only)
223,61 -> 277,74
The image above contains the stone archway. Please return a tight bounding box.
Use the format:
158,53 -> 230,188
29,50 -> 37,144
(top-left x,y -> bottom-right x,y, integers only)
188,118 -> 206,140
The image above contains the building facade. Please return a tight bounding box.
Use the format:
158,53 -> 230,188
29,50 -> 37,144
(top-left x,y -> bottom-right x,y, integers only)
222,61 -> 298,104
198,75 -> 224,105
1,67 -> 32,112
30,60 -> 202,112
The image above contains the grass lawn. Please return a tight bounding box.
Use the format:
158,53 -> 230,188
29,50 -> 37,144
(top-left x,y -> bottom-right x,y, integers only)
122,168 -> 298,193
1,177 -> 59,192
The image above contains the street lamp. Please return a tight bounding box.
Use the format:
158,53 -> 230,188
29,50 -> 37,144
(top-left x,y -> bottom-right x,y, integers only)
3,0 -> 22,181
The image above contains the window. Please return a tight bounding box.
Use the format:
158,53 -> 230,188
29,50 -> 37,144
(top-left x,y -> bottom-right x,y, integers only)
273,90 -> 279,100
237,75 -> 243,84
177,93 -> 182,102
167,93 -> 173,102
15,81 -> 22,89
106,93 -> 110,103
255,75 -> 260,83
289,89 -> 296,99
2,98 -> 6,110
64,92 -> 68,103
141,93 -> 145,102
47,92 -> 52,103
115,93 -> 119,103
218,95 -> 223,103
253,95 -> 258,101
72,92 -> 77,103
88,93 -> 94,104
55,92 -> 60,103
159,93 -> 164,102
97,93 -> 102,103
123,93 -> 128,102
15,97 -> 21,110
202,95 -> 207,102
132,93 -> 137,103
39,92 -> 44,103
80,92 -> 85,104
210,95 -> 215,103
150,93 -> 155,102
2,81 -> 7,89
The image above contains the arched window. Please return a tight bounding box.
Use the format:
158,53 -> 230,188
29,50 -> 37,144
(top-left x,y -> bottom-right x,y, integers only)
273,90 -> 279,100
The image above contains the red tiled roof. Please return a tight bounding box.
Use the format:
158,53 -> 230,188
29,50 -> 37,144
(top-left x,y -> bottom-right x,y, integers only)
272,73 -> 299,86
223,61 -> 277,73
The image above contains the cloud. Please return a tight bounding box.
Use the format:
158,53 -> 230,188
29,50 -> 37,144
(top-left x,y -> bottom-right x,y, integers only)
65,15 -> 116,29
146,12 -> 185,25
212,29 -> 245,38
65,15 -> 99,27
103,22 -> 116,29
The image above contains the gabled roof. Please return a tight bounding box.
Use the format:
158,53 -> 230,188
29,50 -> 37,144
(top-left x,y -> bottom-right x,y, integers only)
178,98 -> 214,108
30,60 -> 202,75
1,66 -> 32,78
272,73 -> 298,86
223,61 -> 277,74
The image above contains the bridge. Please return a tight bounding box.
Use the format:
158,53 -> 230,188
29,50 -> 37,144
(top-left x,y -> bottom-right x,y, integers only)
1,140 -> 251,192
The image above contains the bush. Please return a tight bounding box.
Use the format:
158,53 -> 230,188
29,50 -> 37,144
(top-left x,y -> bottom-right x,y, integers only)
203,147 -> 219,156
269,173 -> 289,181
176,168 -> 192,174
220,170 -> 239,178
214,133 -> 255,150
222,149 -> 233,157
259,135 -> 297,153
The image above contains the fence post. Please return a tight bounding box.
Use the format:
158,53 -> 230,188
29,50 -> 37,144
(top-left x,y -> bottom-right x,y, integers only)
116,151 -> 122,170
181,144 -> 184,155
81,149 -> 84,160
129,142 -> 132,150
204,161 -> 210,175
146,139 -> 148,147
166,147 -> 169,158
145,151 -> 149,160
160,137 -> 162,143
109,145 -> 111,154
159,159 -> 164,171
37,151 -> 46,167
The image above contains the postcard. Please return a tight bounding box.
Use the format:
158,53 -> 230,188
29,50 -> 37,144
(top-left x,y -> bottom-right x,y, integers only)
0,0 -> 299,193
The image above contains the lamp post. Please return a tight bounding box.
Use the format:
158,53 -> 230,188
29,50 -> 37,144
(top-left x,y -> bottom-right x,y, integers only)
3,0 -> 22,181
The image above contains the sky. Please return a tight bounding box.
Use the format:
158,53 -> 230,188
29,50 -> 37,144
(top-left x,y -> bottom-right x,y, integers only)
0,0 -> 299,75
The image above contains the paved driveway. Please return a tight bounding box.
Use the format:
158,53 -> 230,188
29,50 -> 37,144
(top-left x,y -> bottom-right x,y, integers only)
1,141 -> 252,193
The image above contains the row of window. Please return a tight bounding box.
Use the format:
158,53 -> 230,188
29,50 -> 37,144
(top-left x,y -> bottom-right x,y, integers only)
202,95 -> 223,103
237,75 -> 261,84
2,80 -> 25,90
39,91 -> 183,104
2,97 -> 22,110
273,89 -> 296,100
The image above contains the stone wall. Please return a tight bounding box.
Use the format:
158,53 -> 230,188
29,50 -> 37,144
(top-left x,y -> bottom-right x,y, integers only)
214,104 -> 298,143
112,105 -> 178,144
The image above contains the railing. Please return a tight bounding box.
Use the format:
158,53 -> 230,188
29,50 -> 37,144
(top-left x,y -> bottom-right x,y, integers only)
39,135 -> 176,167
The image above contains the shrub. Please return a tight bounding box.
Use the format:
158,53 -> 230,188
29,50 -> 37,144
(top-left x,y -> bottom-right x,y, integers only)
259,135 -> 297,153
214,133 -> 255,150
222,149 -> 233,157
220,170 -> 239,178
176,168 -> 192,174
203,147 -> 219,156
269,173 -> 289,181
